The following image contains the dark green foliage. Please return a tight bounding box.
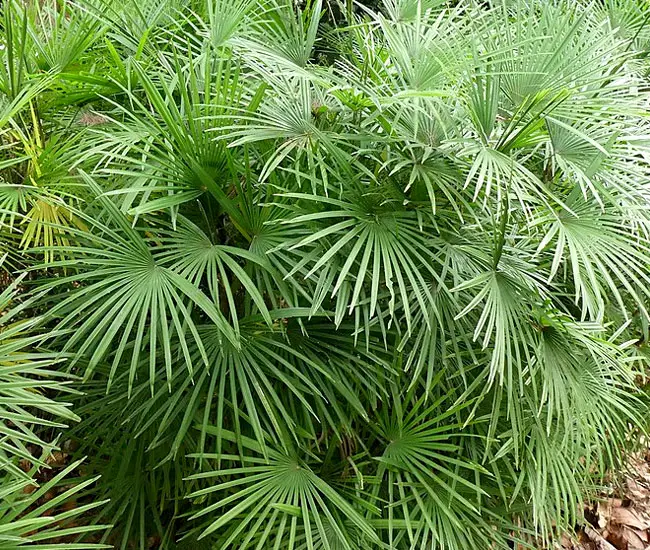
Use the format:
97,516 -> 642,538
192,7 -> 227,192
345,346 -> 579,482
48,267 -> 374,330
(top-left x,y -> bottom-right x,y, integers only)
2,0 -> 650,548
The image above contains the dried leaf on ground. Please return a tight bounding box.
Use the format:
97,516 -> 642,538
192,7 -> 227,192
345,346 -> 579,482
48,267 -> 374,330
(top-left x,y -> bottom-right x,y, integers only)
557,452 -> 650,550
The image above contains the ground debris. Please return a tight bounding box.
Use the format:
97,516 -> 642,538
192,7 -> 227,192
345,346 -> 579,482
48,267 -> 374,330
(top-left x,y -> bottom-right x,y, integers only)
557,452 -> 650,550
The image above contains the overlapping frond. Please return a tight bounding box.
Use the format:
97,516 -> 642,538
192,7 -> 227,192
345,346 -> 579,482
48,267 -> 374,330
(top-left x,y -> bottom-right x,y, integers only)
2,0 -> 650,547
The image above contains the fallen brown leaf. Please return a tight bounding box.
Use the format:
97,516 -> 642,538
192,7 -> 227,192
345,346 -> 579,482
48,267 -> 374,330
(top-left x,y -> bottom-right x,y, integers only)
610,507 -> 649,531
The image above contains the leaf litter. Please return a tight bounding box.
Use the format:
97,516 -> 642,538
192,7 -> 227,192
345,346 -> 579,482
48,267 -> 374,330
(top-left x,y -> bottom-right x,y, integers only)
553,449 -> 650,550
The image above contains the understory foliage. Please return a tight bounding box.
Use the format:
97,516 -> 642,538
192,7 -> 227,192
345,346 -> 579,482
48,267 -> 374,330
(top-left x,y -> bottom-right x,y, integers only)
2,0 -> 650,547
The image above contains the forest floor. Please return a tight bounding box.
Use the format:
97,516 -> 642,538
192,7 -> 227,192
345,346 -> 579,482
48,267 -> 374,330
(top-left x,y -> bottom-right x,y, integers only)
557,450 -> 650,550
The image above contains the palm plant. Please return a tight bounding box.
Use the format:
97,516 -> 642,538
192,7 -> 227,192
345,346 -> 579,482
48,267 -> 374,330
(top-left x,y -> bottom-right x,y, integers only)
0,252 -> 110,547
3,0 -> 650,548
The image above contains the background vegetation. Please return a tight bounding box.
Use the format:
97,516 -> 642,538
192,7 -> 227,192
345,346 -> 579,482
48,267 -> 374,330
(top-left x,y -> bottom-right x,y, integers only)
2,0 -> 650,547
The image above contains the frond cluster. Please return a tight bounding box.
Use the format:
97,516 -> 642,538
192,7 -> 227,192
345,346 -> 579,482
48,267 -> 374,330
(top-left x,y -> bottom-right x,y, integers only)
2,0 -> 650,547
